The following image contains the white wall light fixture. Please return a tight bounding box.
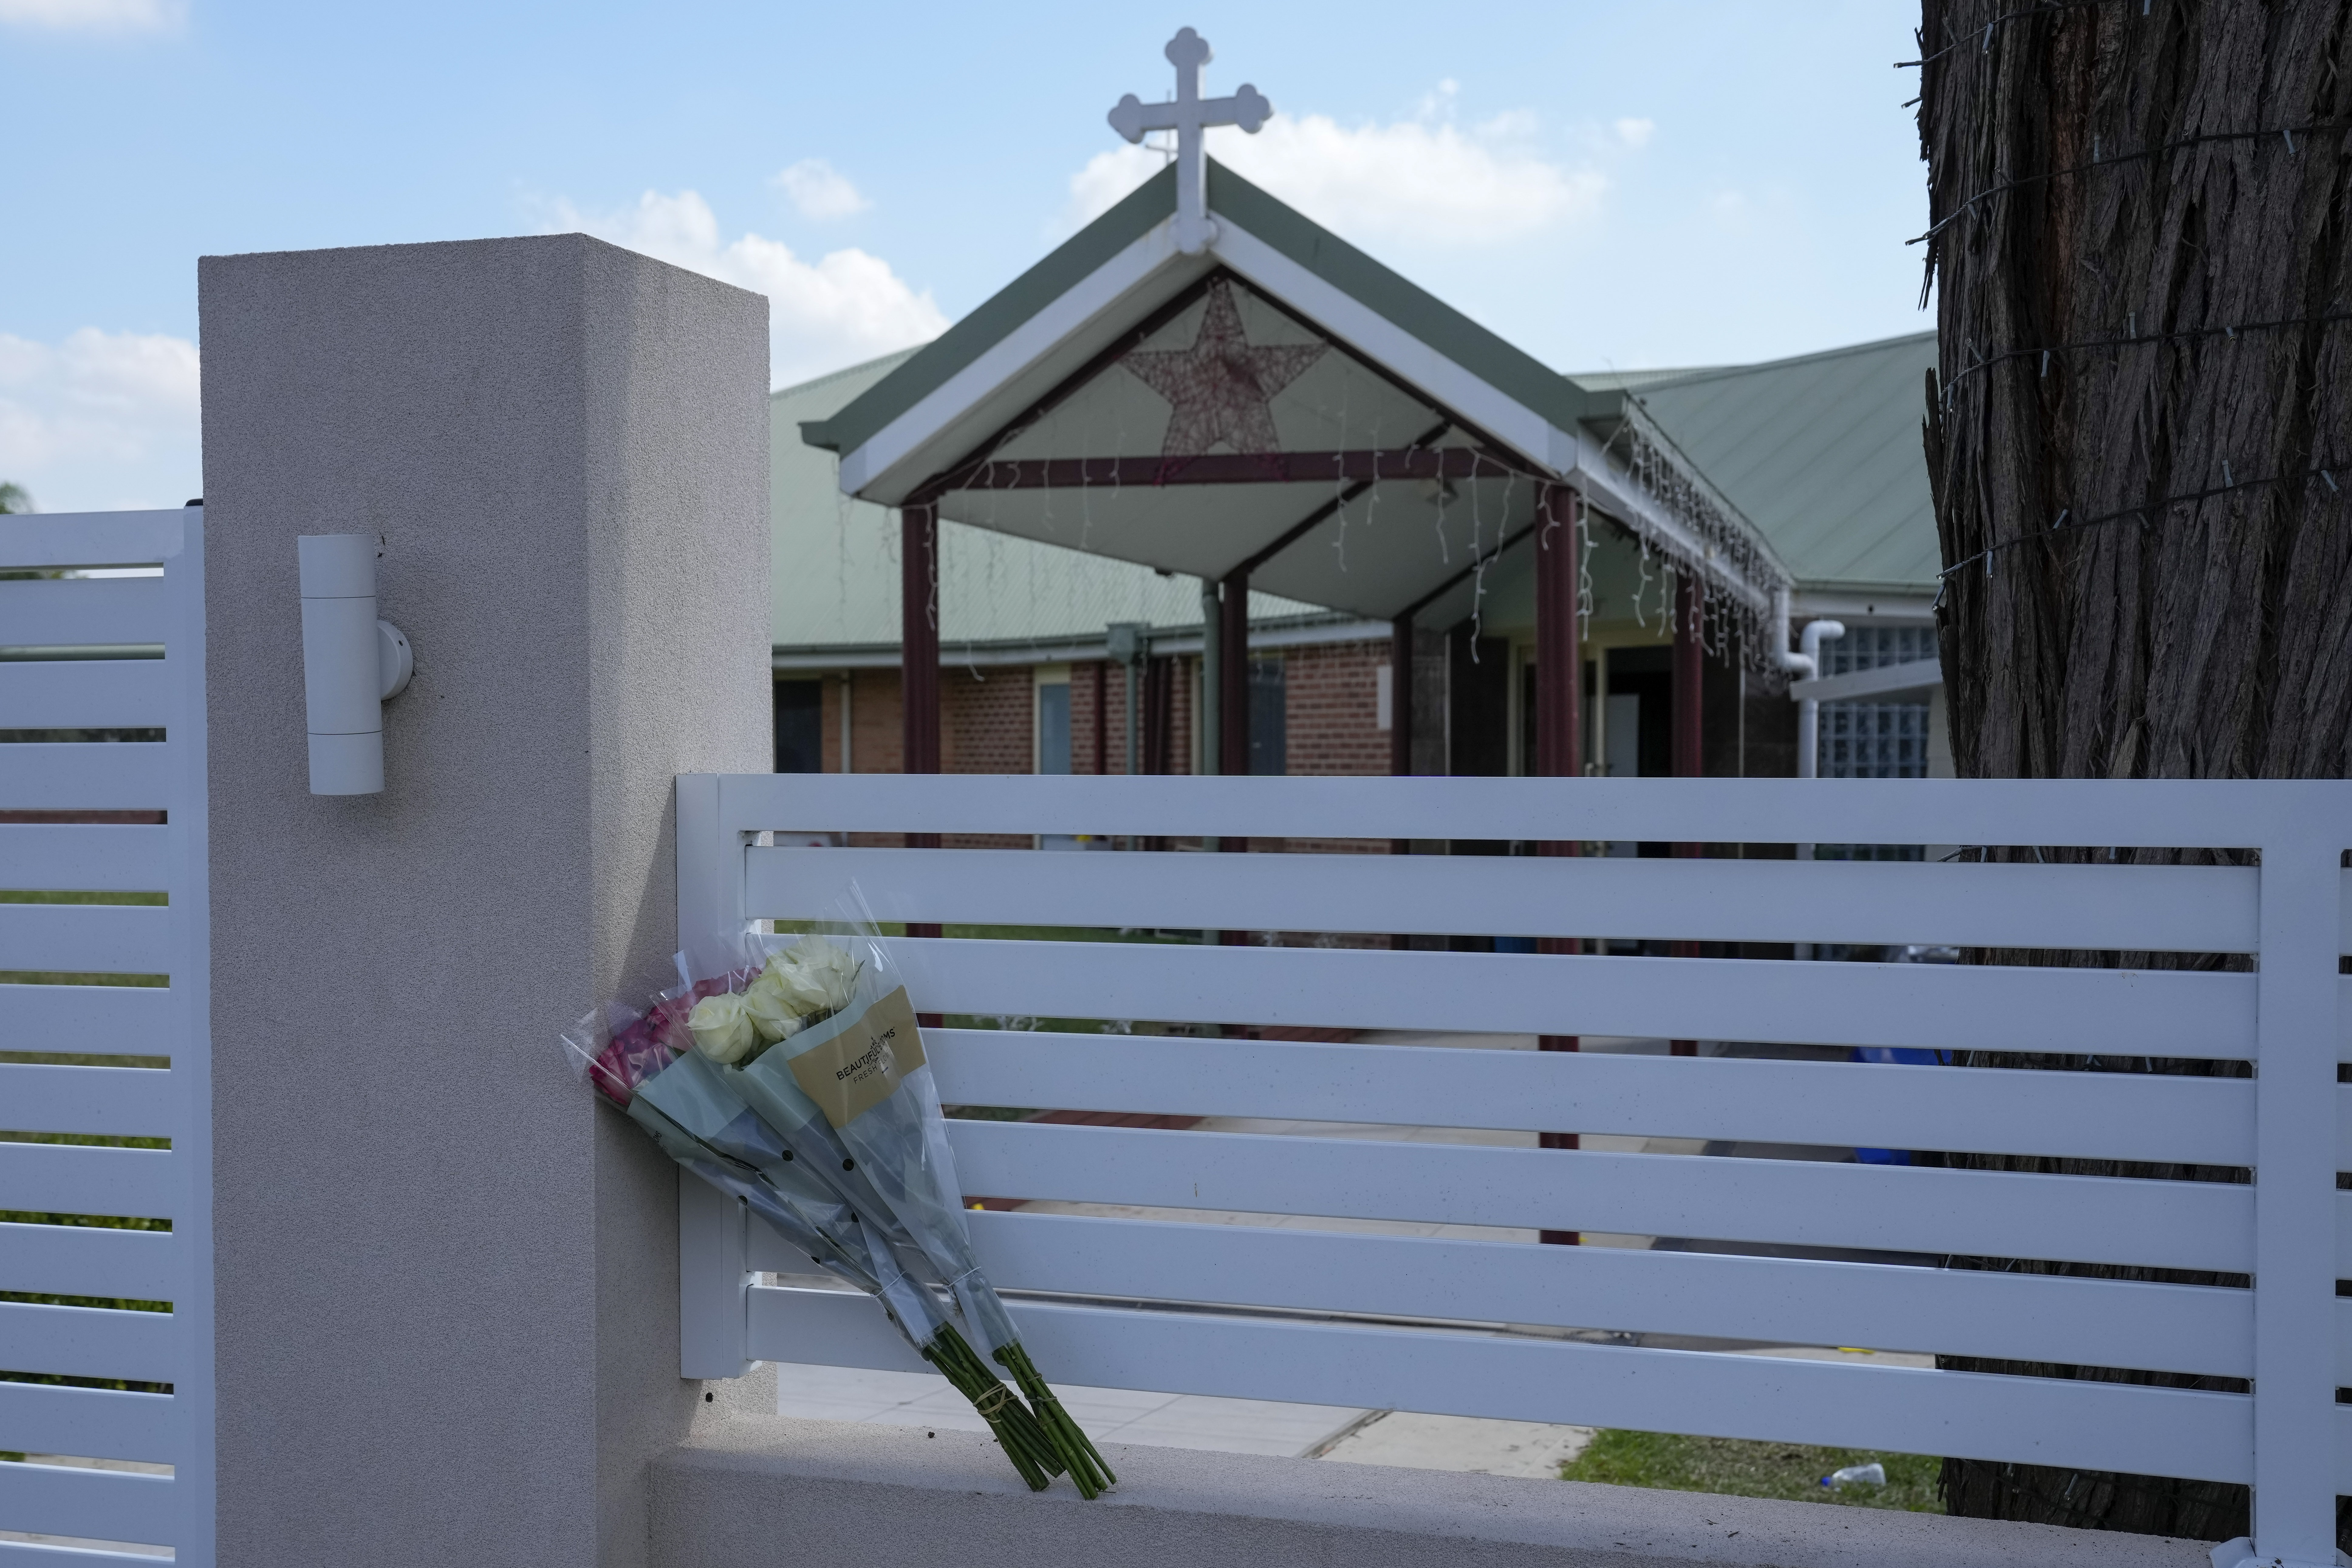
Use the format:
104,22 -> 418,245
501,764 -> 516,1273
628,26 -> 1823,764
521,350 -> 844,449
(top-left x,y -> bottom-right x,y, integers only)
297,534 -> 412,795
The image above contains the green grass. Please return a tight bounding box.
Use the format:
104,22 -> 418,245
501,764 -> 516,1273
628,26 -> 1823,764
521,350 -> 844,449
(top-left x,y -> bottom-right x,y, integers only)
0,890 -> 166,906
0,892 -> 173,996
0,886 -> 181,1407
939,922 -> 1198,946
773,918 -> 1197,947
1560,1430 -> 1941,1512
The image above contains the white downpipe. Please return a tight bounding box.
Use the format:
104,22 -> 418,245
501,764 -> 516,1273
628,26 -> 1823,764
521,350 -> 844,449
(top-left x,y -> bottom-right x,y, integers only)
1795,617 -> 1848,783
1772,588 -> 1846,781
1776,588 -> 1844,961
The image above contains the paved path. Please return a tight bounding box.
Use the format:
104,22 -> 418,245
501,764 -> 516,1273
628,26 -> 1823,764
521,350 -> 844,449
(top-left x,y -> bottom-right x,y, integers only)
776,1362 -> 1368,1458
772,1361 -> 1609,1474
1318,1411 -> 1599,1477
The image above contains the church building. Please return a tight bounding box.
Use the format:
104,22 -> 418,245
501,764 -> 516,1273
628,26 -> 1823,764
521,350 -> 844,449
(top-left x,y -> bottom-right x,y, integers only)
766,40 -> 1946,818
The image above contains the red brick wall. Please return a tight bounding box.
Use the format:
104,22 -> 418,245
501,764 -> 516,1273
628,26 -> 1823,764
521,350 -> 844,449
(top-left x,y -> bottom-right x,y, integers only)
813,647 -> 1398,781
1066,658 -> 1195,775
1280,640 -> 1390,778
814,669 -> 906,776
1071,662 -> 1112,774
812,647 -> 1409,849
942,668 -> 1033,774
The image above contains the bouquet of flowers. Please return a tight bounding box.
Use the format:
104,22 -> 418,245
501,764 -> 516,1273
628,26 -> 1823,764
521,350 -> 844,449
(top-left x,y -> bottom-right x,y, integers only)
692,893 -> 1117,1499
560,969 -> 1064,1490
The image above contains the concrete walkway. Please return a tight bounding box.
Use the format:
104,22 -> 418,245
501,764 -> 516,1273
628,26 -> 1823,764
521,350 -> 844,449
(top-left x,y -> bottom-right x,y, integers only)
776,1362 -> 1369,1458
773,1361 -> 1605,1475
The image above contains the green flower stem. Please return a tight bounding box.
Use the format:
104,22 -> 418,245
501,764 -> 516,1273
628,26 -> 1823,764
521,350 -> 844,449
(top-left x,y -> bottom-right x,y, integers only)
923,1327 -> 1061,1488
931,1329 -> 1059,1475
995,1341 -> 1115,1499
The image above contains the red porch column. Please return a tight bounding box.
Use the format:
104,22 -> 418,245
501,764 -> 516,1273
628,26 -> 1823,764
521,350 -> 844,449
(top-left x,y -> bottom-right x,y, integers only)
1670,572 -> 1703,1057
1091,661 -> 1108,775
1218,569 -> 1249,780
1389,612 -> 1414,948
1534,483 -> 1582,1245
901,503 -> 942,998
901,501 -> 941,778
1533,483 -> 1583,789
1217,571 -> 1251,953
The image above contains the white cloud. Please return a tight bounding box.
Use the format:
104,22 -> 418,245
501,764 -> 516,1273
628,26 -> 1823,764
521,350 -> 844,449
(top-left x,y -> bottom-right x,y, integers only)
548,189 -> 946,387
0,327 -> 201,511
773,158 -> 871,221
1615,117 -> 1655,150
1062,91 -> 1605,247
0,0 -> 184,33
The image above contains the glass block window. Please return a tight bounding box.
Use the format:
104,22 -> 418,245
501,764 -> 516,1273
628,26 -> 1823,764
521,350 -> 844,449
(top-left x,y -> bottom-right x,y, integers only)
1819,702 -> 1930,779
1810,626 -> 1936,862
1819,623 -> 1937,677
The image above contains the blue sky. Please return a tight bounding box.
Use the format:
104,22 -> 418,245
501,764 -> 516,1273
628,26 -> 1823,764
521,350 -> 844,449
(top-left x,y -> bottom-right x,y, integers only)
1,0 -> 1929,512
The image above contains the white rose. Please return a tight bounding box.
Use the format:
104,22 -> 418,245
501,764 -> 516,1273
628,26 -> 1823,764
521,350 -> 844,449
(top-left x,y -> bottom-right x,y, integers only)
686,992 -> 758,1064
759,948 -> 833,1016
787,936 -> 863,1012
743,968 -> 808,1044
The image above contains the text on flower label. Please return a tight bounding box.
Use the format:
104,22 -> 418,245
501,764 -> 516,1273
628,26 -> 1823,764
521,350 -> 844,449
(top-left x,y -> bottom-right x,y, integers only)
787,986 -> 928,1129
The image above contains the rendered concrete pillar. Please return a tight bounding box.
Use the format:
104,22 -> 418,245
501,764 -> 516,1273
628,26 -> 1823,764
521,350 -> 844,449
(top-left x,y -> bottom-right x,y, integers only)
199,234 -> 769,1568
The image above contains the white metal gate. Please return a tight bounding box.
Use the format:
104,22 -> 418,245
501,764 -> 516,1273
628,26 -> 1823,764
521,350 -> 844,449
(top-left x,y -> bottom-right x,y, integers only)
0,509 -> 213,1563
679,770 -> 2350,1563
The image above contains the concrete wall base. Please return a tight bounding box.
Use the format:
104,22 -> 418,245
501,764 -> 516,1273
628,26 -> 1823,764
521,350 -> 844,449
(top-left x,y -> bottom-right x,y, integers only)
656,1385 -> 2206,1568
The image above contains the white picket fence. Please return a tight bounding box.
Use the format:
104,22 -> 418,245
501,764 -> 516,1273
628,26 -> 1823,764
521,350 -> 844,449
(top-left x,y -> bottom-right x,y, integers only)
678,770 -> 2351,1561
0,510 -> 214,1564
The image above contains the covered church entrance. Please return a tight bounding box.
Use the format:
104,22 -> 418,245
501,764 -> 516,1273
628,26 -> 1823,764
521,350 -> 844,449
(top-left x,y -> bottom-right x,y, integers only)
799,51 -> 1796,807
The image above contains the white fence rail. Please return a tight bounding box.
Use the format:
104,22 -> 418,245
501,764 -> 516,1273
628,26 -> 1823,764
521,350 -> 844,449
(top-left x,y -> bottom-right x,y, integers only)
680,770 -> 2350,1561
0,510 -> 213,1565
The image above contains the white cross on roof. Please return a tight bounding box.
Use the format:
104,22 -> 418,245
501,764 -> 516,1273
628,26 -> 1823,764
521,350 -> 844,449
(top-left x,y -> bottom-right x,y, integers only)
1107,27 -> 1272,256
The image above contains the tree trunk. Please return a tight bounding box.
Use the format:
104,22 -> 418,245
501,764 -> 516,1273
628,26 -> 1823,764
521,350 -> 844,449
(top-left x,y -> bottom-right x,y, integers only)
1919,0 -> 2352,1541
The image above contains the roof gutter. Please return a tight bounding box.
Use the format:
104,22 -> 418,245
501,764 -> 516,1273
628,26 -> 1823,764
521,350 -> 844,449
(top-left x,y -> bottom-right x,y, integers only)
771,614 -> 1395,673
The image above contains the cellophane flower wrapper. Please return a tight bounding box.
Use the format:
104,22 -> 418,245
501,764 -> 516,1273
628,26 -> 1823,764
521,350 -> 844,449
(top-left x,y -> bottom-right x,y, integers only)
559,972 -> 1061,1488
718,889 -> 1116,1496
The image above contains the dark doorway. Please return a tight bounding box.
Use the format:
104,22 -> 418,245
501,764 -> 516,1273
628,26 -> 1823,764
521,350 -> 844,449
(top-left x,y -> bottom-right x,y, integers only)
1605,645 -> 1673,779
1037,681 -> 1072,774
1448,626 -> 1509,778
1248,656 -> 1286,775
774,679 -> 823,773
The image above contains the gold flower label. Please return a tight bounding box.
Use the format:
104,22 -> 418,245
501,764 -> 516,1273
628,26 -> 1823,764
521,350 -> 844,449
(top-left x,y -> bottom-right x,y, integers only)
786,986 -> 926,1128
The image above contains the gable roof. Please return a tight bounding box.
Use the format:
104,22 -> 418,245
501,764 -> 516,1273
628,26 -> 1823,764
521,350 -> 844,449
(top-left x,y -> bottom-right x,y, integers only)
771,347 -> 1325,657
801,162 -> 1611,468
1620,333 -> 1938,594
801,157 -> 1787,631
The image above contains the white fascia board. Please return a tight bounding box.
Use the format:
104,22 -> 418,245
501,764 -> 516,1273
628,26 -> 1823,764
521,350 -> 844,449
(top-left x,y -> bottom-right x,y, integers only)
838,222 -> 1186,500
1791,590 -> 1938,622
1214,223 -> 1786,613
1558,426 -> 1783,616
1789,658 -> 1945,703
1211,221 -> 1563,475
771,617 -> 1390,673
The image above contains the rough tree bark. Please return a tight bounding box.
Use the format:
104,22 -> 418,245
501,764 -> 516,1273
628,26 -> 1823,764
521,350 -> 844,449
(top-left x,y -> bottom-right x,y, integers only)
1920,0 -> 2352,1543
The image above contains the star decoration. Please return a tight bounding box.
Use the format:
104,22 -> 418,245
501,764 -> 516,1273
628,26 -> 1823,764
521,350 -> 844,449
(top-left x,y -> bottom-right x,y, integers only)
1121,281 -> 1327,466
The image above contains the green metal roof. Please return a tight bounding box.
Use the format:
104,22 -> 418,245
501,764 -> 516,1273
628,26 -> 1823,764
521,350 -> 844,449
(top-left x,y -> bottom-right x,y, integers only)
1608,333 -> 1939,595
772,350 -> 1322,654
